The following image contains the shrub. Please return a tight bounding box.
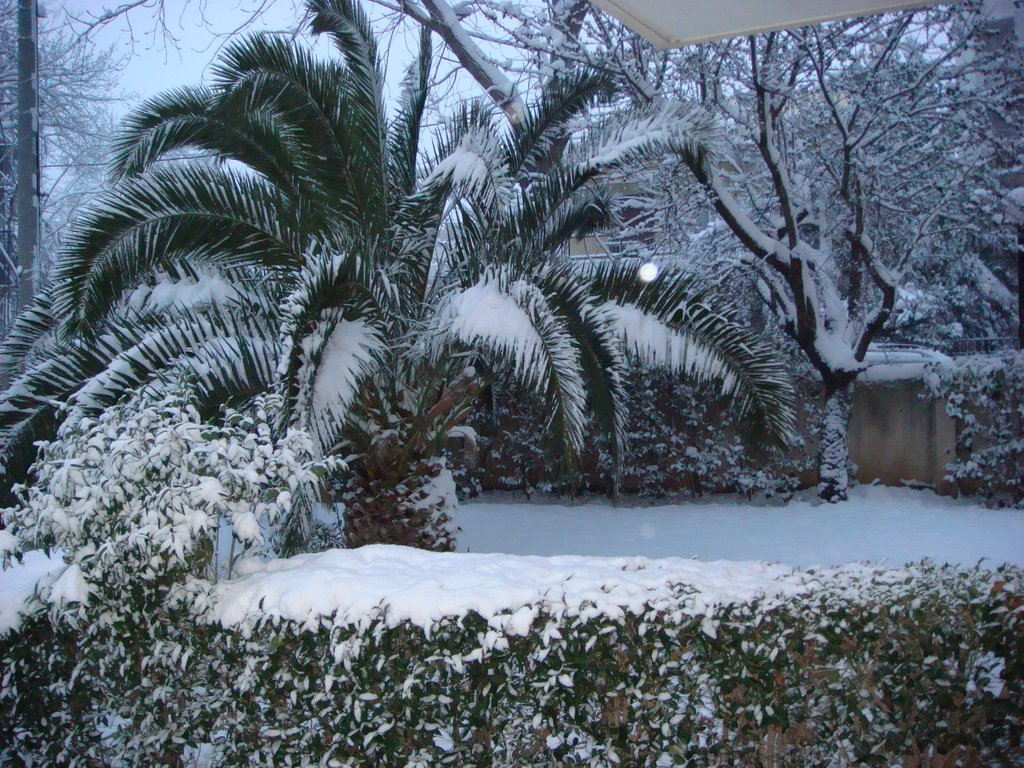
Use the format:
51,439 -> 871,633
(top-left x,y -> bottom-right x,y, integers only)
0,387 -> 334,764
459,364 -> 818,500
3,549 -> 1022,765
925,350 -> 1024,507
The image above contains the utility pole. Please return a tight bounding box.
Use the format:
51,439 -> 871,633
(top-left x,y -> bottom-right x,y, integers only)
16,0 -> 40,312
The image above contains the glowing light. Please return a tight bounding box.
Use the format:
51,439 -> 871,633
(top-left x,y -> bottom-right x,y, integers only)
638,262 -> 659,282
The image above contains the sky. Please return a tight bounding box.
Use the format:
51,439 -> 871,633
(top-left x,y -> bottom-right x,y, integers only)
50,0 -> 425,117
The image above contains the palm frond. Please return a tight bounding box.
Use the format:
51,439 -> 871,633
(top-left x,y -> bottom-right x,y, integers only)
113,85 -> 324,203
433,268 -> 588,465
0,406 -> 59,507
579,101 -> 721,177
540,266 -> 630,476
308,0 -> 389,237
387,27 -> 432,199
68,304 -> 278,419
109,86 -> 218,179
51,163 -> 305,336
210,33 -> 380,227
509,68 -> 614,177
589,262 -> 797,447
0,286 -> 57,389
277,251 -> 388,452
495,166 -> 608,270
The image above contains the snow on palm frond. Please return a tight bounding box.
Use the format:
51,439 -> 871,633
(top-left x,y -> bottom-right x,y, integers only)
66,304 -> 279,420
435,268 -> 588,459
599,302 -> 727,382
277,251 -> 385,453
293,313 -> 382,453
128,268 -> 240,313
424,124 -> 514,211
581,101 -> 722,175
441,277 -> 543,377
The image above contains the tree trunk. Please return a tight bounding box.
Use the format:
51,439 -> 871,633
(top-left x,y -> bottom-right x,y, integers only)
342,458 -> 459,551
818,380 -> 854,502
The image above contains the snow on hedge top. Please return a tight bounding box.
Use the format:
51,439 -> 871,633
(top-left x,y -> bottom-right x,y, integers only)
212,544 -> 833,635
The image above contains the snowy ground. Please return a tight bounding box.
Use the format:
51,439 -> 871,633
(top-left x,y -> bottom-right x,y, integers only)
3,485 -> 1020,637
456,485 -> 1024,568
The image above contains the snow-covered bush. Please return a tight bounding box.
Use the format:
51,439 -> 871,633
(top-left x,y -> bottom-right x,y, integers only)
5,543 -> 1021,764
0,387 -> 334,764
202,559 -> 1024,765
612,366 -> 818,499
925,351 -> 1024,507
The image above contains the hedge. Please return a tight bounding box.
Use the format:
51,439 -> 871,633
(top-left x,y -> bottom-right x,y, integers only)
2,560 -> 1022,767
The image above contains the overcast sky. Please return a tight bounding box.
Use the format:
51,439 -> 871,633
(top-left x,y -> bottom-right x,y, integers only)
51,0 -> 424,117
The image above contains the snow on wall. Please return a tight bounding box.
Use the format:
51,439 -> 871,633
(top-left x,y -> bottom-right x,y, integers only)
859,345 -> 953,383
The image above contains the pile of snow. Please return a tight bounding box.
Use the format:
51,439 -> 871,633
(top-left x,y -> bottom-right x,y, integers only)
457,485 -> 1024,567
0,550 -> 63,635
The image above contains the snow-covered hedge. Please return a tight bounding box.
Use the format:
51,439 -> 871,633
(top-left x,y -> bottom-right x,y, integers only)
464,365 -> 818,499
925,350 -> 1024,507
3,549 -> 1022,764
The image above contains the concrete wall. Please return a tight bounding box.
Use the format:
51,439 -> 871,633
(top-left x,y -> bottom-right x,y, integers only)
849,379 -> 956,491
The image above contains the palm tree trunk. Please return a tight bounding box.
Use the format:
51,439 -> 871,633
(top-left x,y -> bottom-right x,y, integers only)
342,459 -> 459,551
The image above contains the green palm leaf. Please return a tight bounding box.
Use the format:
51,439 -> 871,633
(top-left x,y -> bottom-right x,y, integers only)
52,163 -> 305,335
589,262 -> 797,447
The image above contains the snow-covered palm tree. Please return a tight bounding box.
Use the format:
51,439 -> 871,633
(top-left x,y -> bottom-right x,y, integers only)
0,0 -> 795,551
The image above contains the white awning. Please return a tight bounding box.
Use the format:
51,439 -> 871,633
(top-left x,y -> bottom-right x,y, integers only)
589,0 -> 935,48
